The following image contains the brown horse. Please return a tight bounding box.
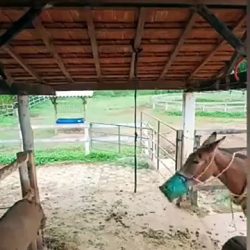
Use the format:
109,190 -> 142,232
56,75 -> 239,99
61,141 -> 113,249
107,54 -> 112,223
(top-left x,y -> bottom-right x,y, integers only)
177,132 -> 247,215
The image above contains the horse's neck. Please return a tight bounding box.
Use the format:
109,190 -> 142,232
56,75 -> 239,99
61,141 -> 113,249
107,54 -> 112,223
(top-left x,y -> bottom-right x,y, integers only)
213,150 -> 247,195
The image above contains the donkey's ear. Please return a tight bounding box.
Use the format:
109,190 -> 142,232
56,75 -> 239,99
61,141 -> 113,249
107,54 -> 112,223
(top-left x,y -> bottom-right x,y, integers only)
204,136 -> 226,153
201,132 -> 217,147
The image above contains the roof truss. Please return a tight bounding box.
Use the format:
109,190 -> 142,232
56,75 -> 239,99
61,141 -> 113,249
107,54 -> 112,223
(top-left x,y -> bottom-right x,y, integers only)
159,11 -> 197,80
33,19 -> 74,83
129,8 -> 147,79
84,8 -> 101,78
197,5 -> 246,56
188,14 -> 246,80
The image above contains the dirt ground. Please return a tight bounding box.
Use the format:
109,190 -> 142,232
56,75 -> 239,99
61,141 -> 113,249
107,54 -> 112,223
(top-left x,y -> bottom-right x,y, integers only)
0,164 -> 246,250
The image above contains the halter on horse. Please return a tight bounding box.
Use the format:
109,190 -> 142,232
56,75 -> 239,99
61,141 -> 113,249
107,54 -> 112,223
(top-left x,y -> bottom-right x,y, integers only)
160,132 -> 247,216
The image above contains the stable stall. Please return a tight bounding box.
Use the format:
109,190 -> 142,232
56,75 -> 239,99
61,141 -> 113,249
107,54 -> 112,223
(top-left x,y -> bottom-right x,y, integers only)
0,1 -> 248,249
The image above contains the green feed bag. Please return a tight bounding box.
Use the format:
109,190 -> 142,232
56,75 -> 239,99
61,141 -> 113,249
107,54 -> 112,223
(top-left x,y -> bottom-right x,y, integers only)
159,173 -> 189,202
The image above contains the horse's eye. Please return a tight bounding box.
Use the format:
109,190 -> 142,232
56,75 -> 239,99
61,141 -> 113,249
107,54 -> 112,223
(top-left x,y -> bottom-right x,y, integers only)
193,160 -> 199,164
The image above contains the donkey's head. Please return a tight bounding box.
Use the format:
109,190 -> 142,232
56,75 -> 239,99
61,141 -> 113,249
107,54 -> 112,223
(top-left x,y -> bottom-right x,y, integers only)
179,132 -> 226,184
159,132 -> 226,202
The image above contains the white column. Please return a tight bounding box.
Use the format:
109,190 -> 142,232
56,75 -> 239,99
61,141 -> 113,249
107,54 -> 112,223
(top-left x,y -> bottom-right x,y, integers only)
247,0 -> 250,246
84,125 -> 90,155
182,92 -> 196,162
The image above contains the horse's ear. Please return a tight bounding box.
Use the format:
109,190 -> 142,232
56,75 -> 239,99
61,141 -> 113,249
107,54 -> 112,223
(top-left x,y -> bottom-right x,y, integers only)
201,132 -> 217,147
204,136 -> 226,153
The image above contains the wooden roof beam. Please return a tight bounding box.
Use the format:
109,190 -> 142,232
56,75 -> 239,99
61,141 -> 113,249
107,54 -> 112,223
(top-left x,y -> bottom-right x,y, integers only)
3,46 -> 43,82
129,8 -> 147,79
0,1 -> 246,8
188,14 -> 246,80
33,19 -> 74,83
50,79 -> 186,90
0,3 -> 46,47
159,11 -> 196,80
0,80 -> 55,95
197,5 -> 246,56
84,8 -> 101,78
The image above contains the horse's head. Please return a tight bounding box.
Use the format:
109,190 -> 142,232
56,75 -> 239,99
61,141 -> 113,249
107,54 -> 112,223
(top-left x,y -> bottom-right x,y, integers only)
159,132 -> 226,202
179,132 -> 226,184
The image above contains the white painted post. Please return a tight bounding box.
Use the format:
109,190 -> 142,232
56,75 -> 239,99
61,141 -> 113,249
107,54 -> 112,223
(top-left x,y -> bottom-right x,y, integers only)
182,92 -> 196,162
84,124 -> 90,155
180,92 -> 196,207
247,0 -> 250,246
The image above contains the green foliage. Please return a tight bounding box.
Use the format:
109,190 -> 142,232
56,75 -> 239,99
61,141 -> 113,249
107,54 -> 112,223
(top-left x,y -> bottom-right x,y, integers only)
93,90 -> 181,97
164,111 -> 245,119
0,116 -> 18,127
0,148 -> 149,169
34,149 -> 120,165
116,156 -> 150,169
0,95 -> 16,105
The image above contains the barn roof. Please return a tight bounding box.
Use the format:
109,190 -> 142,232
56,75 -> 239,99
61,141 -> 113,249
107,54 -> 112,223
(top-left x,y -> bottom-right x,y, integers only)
0,0 -> 247,94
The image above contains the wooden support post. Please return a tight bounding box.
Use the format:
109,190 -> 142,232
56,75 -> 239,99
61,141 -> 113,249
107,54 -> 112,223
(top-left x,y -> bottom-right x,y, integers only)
17,95 -> 42,250
17,95 -> 32,197
246,0 -> 250,246
27,151 -> 40,203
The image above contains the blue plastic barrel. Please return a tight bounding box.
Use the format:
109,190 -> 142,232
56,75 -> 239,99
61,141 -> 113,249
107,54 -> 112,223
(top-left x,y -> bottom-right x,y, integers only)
56,118 -> 85,124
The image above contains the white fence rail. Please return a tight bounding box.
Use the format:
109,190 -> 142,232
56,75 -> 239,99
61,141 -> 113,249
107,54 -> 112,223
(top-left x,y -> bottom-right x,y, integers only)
0,96 -> 48,117
153,100 -> 246,113
0,122 -> 151,156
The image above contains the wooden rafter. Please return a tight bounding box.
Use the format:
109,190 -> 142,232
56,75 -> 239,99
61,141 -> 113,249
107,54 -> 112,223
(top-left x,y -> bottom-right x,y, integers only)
188,15 -> 246,80
159,12 -> 196,80
129,8 -> 147,79
197,5 -> 246,56
0,4 -> 45,47
213,31 -> 246,85
3,46 -> 43,82
84,8 -> 101,78
33,19 -> 74,83
0,1 -> 247,8
225,31 -> 247,76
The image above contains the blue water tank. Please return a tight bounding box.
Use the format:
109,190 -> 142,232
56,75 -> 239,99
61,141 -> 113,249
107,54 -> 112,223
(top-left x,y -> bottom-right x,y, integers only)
56,118 -> 85,124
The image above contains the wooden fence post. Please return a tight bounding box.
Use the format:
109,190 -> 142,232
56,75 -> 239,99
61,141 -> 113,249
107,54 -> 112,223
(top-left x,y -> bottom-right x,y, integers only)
17,95 -> 32,197
17,95 -> 42,250
84,125 -> 90,155
89,122 -> 93,151
156,120 -> 160,170
175,130 -> 183,171
140,112 -> 143,147
118,125 -> 121,153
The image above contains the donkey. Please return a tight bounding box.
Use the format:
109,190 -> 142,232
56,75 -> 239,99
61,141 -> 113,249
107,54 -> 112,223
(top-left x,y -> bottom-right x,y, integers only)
160,132 -> 247,216
0,189 -> 46,250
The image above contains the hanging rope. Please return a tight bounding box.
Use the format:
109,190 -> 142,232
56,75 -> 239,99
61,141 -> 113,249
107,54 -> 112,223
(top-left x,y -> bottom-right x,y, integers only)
133,47 -> 142,193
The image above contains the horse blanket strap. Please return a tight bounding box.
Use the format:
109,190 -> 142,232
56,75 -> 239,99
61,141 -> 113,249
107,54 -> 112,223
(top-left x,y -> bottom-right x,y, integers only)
231,187 -> 247,216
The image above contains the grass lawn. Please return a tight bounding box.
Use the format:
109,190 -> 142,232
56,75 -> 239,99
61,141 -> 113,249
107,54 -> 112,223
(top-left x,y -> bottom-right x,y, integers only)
0,90 -> 246,165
